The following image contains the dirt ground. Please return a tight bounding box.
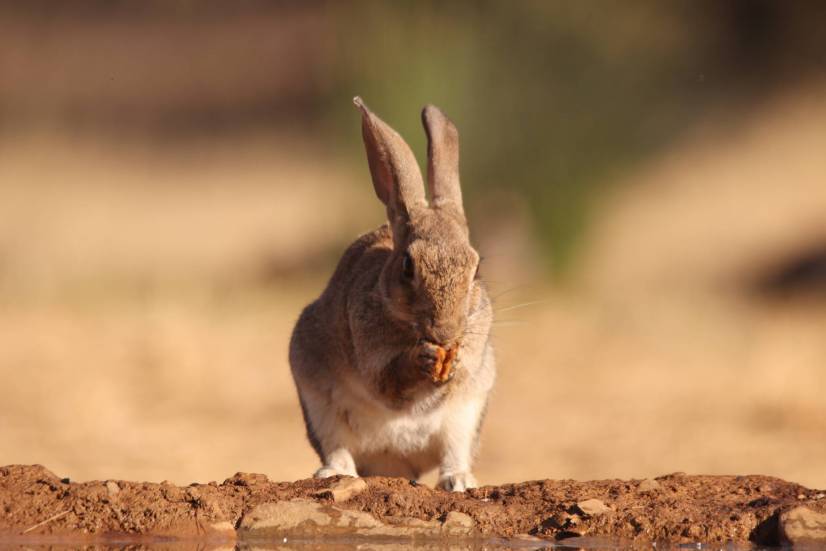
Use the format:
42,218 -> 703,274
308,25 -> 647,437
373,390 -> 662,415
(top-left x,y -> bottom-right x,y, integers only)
2,464 -> 825,546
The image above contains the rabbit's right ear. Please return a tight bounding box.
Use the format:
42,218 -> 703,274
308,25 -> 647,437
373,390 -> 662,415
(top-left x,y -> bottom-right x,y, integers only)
354,97 -> 426,227
422,104 -> 463,219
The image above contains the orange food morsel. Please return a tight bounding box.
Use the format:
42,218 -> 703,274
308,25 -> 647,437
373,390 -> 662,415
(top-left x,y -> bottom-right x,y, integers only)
431,346 -> 447,382
432,345 -> 457,383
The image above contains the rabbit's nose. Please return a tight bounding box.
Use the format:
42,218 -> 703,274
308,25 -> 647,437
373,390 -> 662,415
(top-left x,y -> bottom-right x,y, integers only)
423,321 -> 461,347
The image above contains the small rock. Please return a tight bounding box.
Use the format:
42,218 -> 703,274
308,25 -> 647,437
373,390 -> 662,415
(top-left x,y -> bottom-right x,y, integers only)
315,477 -> 368,502
209,521 -> 237,540
511,534 -> 545,543
637,479 -> 661,493
382,516 -> 441,535
105,481 -> 120,496
239,499 -> 402,537
442,511 -> 475,535
202,496 -> 225,518
239,499 -> 477,538
576,498 -> 611,517
225,472 -> 270,486
779,506 -> 826,544
161,485 -> 184,501
798,494 -> 807,500
240,499 -> 334,535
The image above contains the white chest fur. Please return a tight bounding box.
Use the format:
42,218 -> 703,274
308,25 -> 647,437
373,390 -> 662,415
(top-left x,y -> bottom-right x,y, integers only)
327,382 -> 450,477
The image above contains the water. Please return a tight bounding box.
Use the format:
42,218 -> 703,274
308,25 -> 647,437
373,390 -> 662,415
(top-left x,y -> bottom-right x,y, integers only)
0,536 -> 790,551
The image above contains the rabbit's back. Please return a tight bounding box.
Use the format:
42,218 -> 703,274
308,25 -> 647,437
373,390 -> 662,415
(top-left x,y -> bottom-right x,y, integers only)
289,224 -> 392,381
321,224 -> 394,303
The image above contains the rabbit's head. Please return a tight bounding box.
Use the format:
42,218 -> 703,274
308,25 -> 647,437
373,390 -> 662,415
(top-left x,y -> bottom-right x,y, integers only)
354,97 -> 481,348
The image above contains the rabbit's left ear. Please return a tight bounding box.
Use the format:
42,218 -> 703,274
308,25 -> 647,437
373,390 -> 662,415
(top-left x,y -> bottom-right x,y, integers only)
422,105 -> 464,218
354,96 -> 426,225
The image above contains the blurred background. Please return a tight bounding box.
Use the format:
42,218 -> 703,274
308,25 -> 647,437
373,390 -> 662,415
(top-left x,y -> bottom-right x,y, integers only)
1,1 -> 825,488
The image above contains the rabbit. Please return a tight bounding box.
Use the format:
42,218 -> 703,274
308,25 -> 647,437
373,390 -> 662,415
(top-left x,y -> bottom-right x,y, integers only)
288,97 -> 495,492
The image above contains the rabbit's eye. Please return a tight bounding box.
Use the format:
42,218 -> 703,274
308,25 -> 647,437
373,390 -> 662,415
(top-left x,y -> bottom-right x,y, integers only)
401,253 -> 415,280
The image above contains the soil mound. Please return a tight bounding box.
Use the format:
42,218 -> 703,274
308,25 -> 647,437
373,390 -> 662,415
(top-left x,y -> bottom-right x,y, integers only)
1,465 -> 824,546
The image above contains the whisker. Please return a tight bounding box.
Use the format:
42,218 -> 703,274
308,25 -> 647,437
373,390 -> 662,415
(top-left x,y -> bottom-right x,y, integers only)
487,284 -> 547,309
488,284 -> 534,301
488,291 -> 520,304
493,299 -> 550,314
491,320 -> 529,327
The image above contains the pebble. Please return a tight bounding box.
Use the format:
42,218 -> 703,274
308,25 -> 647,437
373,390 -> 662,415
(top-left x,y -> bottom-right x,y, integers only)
225,472 -> 270,486
779,506 -> 826,543
510,534 -> 546,543
209,520 -> 237,539
314,477 -> 368,502
637,479 -> 661,493
238,498 -> 476,538
576,499 -> 611,516
442,511 -> 476,535
240,499 -> 337,535
105,481 -> 120,496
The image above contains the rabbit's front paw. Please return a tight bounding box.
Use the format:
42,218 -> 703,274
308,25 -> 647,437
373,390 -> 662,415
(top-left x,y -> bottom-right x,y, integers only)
412,341 -> 440,376
314,466 -> 356,478
437,471 -> 477,492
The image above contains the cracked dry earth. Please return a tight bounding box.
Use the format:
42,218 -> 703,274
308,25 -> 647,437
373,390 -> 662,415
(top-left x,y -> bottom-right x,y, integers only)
1,465 -> 825,547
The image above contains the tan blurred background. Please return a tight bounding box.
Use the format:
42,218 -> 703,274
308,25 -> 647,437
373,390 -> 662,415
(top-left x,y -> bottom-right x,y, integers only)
1,2 -> 825,488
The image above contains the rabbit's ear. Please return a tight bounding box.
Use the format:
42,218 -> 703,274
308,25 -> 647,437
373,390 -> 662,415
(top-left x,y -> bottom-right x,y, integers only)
354,97 -> 426,224
422,104 -> 464,218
